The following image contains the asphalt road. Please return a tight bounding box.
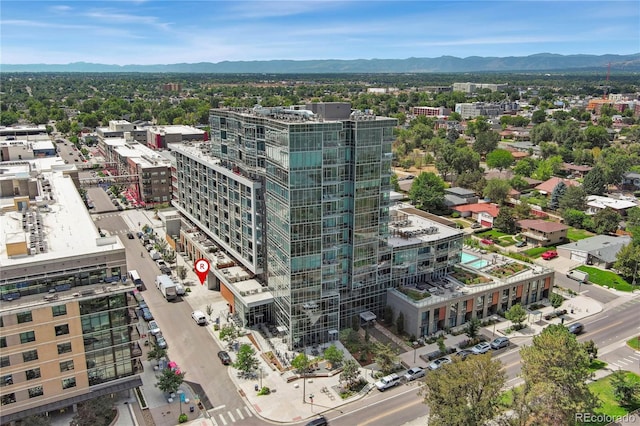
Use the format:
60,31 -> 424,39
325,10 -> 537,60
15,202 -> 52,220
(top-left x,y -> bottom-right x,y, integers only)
94,213 -> 253,424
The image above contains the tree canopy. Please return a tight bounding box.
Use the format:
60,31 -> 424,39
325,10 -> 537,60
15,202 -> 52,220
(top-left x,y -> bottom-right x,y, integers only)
409,172 -> 445,212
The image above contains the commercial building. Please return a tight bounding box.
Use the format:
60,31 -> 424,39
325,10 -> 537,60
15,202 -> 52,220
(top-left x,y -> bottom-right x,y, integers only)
454,101 -> 518,119
0,159 -> 141,423
171,103 -> 396,348
452,82 -> 507,94
412,106 -> 451,117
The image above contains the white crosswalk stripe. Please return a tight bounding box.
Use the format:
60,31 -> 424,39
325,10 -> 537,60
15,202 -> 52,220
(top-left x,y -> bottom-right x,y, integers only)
227,411 -> 235,422
236,408 -> 244,420
615,359 -> 630,365
244,407 -> 253,417
623,357 -> 639,363
609,362 -> 622,369
218,413 -> 228,425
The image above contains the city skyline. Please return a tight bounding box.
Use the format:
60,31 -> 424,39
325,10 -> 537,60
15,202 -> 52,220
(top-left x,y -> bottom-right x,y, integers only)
1,1 -> 639,66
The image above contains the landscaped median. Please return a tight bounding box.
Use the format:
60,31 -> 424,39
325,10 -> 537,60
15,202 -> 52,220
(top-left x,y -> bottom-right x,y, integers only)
628,336 -> 640,350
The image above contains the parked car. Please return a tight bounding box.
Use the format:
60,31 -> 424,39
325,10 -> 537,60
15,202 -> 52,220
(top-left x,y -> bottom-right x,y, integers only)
471,342 -> 491,354
147,320 -> 161,336
541,250 -> 558,260
404,367 -> 426,381
428,356 -> 452,370
471,222 -> 482,229
480,239 -> 494,245
141,307 -> 154,321
191,310 -> 207,325
127,232 -> 135,239
218,350 -> 231,365
455,349 -> 474,360
154,333 -> 168,349
515,240 -> 527,247
305,416 -> 328,426
375,373 -> 401,391
567,322 -> 584,335
490,337 -> 510,350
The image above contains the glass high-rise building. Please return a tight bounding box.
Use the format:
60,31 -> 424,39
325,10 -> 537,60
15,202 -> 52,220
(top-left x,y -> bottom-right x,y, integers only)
174,103 -> 396,348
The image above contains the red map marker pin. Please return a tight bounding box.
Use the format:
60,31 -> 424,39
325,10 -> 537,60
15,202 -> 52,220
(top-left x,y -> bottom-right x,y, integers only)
194,258 -> 210,285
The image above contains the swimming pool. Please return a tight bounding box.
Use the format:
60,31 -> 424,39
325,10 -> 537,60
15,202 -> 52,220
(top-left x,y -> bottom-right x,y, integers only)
469,259 -> 489,269
461,252 -> 479,264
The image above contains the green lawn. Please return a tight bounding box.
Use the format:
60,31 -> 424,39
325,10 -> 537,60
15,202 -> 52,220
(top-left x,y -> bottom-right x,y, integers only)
628,336 -> 640,350
576,266 -> 634,292
584,371 -> 640,425
567,227 -> 594,241
525,246 -> 553,258
478,230 -> 510,239
454,220 -> 470,229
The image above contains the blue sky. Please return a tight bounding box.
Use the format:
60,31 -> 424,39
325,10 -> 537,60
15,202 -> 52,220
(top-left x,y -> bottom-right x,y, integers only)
1,1 -> 639,65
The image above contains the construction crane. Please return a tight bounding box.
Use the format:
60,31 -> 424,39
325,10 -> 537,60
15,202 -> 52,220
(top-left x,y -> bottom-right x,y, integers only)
603,62 -> 611,99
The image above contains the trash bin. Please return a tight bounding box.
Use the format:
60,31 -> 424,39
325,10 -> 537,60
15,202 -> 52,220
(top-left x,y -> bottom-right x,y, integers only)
255,384 -> 259,391
190,406 -> 195,413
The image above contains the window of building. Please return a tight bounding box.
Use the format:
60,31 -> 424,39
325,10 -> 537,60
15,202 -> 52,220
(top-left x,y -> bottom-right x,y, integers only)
0,356 -> 9,368
62,377 -> 76,389
55,324 -> 70,336
25,368 -> 41,380
1,393 -> 16,405
0,337 -> 6,348
60,360 -> 74,372
17,311 -> 33,323
28,386 -> 44,398
57,342 -> 72,354
20,331 -> 35,344
2,374 -> 13,387
52,305 -> 67,317
22,350 -> 38,362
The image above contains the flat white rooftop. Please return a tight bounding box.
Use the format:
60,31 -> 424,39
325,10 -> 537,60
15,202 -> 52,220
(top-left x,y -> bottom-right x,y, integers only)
0,160 -> 124,267
388,205 -> 463,247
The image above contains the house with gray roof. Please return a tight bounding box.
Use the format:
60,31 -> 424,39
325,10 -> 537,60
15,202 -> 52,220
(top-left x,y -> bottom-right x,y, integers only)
444,187 -> 478,208
622,172 -> 640,190
556,235 -> 632,269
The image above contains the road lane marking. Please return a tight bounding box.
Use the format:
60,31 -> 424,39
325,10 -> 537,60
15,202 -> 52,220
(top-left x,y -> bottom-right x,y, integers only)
357,399 -> 424,425
218,414 -> 227,425
623,357 -> 637,363
227,411 -> 235,422
236,408 -> 244,420
615,359 -> 629,365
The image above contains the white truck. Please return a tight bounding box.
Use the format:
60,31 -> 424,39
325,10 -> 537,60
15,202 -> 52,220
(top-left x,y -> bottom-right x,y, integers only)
566,270 -> 589,283
155,275 -> 177,301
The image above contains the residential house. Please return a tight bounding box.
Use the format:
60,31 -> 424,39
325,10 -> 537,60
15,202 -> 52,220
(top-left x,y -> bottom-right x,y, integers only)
621,172 -> 640,191
556,235 -> 632,268
534,177 -> 579,196
586,195 -> 638,216
452,203 -> 500,227
444,187 -> 478,208
562,163 -> 593,179
517,219 -> 569,247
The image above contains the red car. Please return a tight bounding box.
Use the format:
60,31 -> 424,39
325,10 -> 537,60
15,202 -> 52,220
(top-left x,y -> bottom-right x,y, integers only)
541,250 -> 558,260
480,239 -> 494,245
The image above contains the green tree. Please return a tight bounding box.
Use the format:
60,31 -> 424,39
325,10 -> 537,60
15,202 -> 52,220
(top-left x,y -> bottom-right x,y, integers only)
549,292 -> 564,313
530,122 -> 555,144
409,172 -> 445,212
464,317 -> 481,340
473,130 -> 500,157
176,265 -> 188,283
156,368 -> 186,395
548,181 -> 567,210
505,304 -> 527,330
147,341 -> 168,363
21,415 -> 51,426
421,354 -> 506,426
513,157 -> 538,177
610,370 -> 640,405
219,323 -> 239,344
322,344 -> 344,367
613,243 -> 640,284
71,396 -> 115,426
483,178 -> 511,205
520,324 -> 598,425
583,340 -> 598,361
436,335 -> 447,354
582,125 -> 610,149
291,353 -> 311,374
582,165 -> 607,195
373,343 -> 399,375
591,207 -> 621,234
390,174 -> 400,192
486,149 -> 514,174
233,344 -> 259,374
559,185 -> 587,212
513,198 -> 532,219
493,207 -> 517,234
531,109 -> 547,124
339,359 -> 361,389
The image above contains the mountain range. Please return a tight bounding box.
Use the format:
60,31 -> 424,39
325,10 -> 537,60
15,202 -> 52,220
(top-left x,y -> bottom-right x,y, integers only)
2,53 -> 640,73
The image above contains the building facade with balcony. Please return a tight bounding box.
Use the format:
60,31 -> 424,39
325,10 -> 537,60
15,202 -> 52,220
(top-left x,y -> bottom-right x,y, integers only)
0,159 -> 141,424
171,103 -> 397,349
516,219 -> 569,247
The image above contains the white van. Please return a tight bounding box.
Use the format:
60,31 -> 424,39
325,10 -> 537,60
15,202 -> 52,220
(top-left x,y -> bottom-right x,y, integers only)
566,270 -> 589,283
149,250 -> 161,261
128,270 -> 143,289
375,373 -> 401,391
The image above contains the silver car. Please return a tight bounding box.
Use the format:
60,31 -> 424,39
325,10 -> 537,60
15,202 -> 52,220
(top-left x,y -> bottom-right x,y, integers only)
428,356 -> 452,370
404,367 -> 426,381
147,320 -> 161,336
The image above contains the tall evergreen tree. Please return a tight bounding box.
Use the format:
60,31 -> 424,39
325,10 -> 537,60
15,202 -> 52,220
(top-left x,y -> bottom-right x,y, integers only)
548,181 -> 567,210
582,165 -> 607,195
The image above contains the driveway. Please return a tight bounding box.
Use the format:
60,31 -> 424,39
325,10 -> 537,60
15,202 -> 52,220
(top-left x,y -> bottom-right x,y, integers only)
534,256 -> 582,274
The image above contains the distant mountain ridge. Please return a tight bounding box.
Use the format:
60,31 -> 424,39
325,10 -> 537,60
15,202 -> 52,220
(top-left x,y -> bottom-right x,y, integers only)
3,53 -> 640,73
